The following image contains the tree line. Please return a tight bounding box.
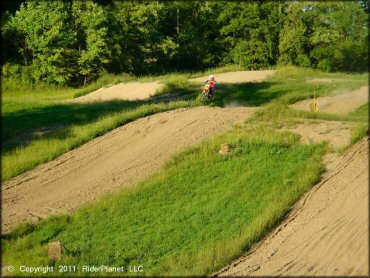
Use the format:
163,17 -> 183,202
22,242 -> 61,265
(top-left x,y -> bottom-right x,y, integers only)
1,0 -> 368,86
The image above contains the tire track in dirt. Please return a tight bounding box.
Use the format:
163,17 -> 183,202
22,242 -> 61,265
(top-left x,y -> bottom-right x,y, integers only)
215,137 -> 369,276
2,107 -> 256,233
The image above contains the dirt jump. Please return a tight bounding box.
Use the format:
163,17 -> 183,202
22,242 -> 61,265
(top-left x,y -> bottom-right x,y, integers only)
2,107 -> 256,233
72,81 -> 164,102
215,137 -> 369,276
291,86 -> 368,115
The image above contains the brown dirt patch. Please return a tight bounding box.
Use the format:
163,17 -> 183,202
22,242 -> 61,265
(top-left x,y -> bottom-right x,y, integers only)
282,120 -> 354,150
71,82 -> 164,102
291,86 -> 368,115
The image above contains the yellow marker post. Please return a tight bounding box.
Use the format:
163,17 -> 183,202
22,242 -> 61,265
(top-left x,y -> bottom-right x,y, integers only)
313,91 -> 318,112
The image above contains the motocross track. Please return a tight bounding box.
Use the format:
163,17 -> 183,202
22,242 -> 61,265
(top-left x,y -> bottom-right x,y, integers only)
2,70 -> 275,232
70,70 -> 275,103
291,86 -> 368,115
215,137 -> 369,276
2,70 -> 368,275
2,107 -> 256,233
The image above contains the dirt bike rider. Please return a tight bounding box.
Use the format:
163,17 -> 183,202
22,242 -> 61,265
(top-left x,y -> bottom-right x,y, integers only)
204,75 -> 216,99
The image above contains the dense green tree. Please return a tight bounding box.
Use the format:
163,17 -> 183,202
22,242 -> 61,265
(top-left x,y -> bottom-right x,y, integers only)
3,1 -> 78,84
309,1 -> 368,71
2,0 -> 368,86
279,1 -> 368,71
278,2 -> 313,67
73,1 -> 111,84
218,1 -> 281,69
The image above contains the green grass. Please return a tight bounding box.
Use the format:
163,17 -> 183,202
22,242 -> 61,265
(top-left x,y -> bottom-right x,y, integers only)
347,104 -> 369,146
350,123 -> 369,145
2,125 -> 326,276
348,102 -> 369,119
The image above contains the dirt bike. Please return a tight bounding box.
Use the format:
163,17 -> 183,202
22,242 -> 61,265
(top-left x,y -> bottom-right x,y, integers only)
201,81 -> 215,104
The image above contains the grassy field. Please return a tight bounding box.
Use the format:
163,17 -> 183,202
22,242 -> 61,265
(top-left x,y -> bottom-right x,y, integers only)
2,125 -> 326,276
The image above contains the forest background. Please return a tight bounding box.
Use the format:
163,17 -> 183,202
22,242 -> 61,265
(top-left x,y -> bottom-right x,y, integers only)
1,0 -> 369,87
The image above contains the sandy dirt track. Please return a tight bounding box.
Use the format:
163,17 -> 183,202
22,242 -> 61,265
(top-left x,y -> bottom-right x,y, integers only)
190,70 -> 274,83
291,86 -> 368,115
216,137 -> 369,276
72,81 -> 164,102
2,107 -> 256,233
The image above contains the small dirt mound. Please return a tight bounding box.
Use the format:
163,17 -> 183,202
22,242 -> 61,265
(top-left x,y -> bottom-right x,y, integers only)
72,82 -> 164,102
